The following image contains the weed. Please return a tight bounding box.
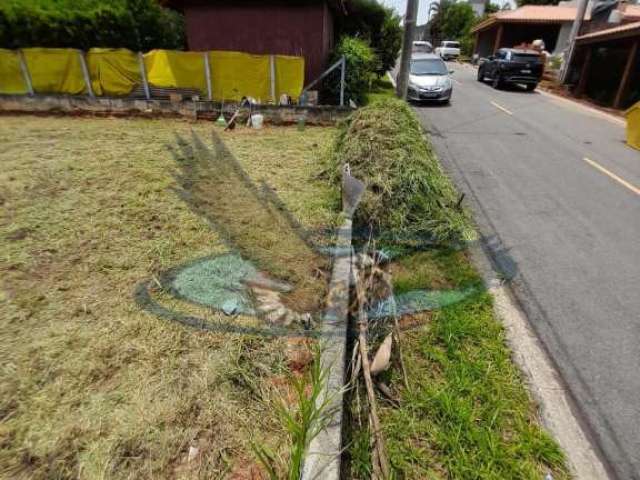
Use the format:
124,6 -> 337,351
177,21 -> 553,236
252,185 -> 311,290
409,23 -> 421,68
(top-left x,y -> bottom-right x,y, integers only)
253,345 -> 335,480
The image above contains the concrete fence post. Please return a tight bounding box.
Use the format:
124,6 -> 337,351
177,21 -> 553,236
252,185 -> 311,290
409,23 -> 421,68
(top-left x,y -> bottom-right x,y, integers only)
17,50 -> 34,95
78,50 -> 94,98
137,52 -> 151,100
269,54 -> 277,104
203,52 -> 212,101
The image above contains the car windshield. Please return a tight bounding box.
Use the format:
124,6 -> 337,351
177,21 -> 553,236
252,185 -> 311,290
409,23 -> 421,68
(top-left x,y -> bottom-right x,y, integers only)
411,59 -> 448,75
512,53 -> 541,63
443,42 -> 460,48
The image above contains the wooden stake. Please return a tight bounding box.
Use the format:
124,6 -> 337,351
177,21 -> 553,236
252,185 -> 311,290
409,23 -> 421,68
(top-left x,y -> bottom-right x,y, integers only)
493,24 -> 503,54
576,47 -> 592,97
614,40 -> 638,109
393,315 -> 410,391
354,264 -> 391,479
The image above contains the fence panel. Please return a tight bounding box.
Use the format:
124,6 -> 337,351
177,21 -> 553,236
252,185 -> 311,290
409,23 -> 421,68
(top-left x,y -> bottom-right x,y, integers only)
22,48 -> 87,95
275,55 -> 305,101
87,48 -> 140,96
144,50 -> 207,95
209,51 -> 270,102
0,49 -> 28,94
1,47 -> 305,100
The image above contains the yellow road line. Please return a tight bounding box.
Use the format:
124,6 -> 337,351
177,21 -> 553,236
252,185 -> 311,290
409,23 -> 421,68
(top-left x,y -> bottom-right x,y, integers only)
583,157 -> 640,196
490,100 -> 513,115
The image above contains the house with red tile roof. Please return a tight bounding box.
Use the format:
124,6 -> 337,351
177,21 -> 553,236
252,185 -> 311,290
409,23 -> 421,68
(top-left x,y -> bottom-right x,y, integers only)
470,2 -> 640,57
571,19 -> 639,109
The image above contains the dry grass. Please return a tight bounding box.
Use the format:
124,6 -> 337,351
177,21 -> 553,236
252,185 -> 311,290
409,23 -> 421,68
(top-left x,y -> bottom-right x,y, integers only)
0,116 -> 336,479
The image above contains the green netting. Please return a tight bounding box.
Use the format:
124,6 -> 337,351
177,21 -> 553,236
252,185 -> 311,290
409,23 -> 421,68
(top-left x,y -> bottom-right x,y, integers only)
170,254 -> 256,314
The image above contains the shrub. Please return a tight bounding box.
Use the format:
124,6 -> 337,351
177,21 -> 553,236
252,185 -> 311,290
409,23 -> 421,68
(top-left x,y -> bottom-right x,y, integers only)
0,0 -> 184,51
334,0 -> 402,74
324,36 -> 377,105
324,98 -> 473,244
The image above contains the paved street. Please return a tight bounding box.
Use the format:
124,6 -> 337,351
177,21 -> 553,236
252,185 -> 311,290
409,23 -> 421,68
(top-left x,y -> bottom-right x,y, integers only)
414,62 -> 640,480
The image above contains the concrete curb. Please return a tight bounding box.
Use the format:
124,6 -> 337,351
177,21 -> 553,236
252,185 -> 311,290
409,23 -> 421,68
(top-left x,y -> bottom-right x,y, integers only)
301,219 -> 352,480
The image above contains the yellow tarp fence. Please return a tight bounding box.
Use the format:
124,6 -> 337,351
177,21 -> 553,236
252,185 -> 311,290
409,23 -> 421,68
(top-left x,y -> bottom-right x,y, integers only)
275,55 -> 305,102
0,49 -> 27,95
23,48 -> 87,95
87,48 -> 140,97
0,47 -> 305,100
209,51 -> 270,102
144,50 -> 208,94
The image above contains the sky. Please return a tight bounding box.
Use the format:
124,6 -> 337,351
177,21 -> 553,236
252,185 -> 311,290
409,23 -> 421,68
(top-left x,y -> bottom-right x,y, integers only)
379,0 -> 516,25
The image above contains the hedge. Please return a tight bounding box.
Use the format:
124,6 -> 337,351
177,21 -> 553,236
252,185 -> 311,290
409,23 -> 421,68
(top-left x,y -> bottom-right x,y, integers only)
0,0 -> 184,51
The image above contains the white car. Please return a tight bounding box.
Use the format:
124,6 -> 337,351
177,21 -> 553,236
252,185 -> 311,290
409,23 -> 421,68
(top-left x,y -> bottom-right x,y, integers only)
435,41 -> 461,61
412,40 -> 433,53
405,53 -> 453,104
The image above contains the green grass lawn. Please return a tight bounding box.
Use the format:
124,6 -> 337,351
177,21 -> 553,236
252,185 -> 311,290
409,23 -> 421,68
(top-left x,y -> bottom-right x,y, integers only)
0,116 -> 336,479
346,248 -> 569,479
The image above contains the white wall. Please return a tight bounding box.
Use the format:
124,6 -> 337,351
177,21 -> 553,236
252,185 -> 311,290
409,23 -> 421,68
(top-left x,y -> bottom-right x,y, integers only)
553,22 -> 573,55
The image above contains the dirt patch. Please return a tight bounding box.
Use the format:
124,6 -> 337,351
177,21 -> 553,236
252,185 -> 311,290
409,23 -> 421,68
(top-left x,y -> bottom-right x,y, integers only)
5,227 -> 31,241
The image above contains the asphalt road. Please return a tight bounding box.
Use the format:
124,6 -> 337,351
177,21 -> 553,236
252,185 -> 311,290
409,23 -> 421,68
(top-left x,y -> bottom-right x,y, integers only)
413,62 -> 640,480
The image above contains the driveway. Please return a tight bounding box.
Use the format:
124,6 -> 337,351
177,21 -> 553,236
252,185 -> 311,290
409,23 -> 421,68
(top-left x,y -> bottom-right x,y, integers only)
414,62 -> 640,480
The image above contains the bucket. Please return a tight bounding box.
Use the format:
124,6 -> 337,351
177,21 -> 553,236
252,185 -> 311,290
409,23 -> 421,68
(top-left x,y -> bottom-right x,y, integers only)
251,114 -> 264,129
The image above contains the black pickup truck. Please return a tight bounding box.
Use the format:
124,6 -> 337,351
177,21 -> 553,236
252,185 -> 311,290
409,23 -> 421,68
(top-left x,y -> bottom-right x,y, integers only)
477,48 -> 544,91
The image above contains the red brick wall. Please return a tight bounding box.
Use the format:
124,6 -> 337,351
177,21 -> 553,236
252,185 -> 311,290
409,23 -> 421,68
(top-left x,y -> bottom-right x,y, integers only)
183,1 -> 333,82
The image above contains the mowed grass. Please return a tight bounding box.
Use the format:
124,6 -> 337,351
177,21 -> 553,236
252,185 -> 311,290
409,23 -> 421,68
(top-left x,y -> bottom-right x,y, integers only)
0,116 -> 336,479
369,249 -> 569,479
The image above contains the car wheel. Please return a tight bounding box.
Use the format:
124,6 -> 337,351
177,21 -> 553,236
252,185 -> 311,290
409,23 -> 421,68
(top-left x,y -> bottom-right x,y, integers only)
477,67 -> 484,82
525,83 -> 537,91
492,74 -> 502,89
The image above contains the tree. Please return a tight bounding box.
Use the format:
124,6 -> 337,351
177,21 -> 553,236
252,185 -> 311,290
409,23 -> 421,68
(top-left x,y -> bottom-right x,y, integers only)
326,36 -> 378,104
485,2 -> 501,14
0,0 -> 184,50
334,0 -> 402,74
429,0 -> 475,48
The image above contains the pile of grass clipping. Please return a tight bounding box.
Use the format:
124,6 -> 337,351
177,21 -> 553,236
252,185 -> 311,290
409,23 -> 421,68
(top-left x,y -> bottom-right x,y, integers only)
325,98 -> 473,244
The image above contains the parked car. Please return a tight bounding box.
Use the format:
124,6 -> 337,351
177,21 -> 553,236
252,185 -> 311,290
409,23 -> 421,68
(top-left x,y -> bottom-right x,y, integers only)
412,40 -> 433,53
477,48 -> 544,91
403,53 -> 454,104
435,41 -> 461,60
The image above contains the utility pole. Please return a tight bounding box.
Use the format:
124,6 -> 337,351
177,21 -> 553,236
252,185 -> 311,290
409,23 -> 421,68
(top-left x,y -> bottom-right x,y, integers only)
397,0 -> 420,100
559,0 -> 589,84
